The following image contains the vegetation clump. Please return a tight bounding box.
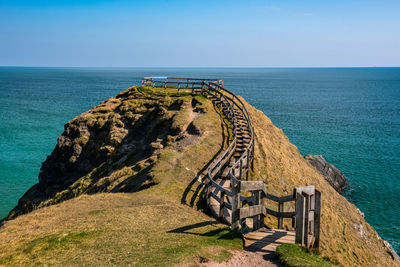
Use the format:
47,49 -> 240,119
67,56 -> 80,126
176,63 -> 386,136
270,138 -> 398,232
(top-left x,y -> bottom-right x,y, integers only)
276,244 -> 339,267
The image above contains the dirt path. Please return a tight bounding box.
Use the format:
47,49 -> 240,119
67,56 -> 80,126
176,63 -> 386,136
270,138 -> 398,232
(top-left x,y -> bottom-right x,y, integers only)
199,229 -> 295,266
204,250 -> 281,267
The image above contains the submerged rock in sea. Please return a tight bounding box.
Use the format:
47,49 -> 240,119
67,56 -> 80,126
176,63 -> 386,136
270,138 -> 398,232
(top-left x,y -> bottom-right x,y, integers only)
304,154 -> 347,192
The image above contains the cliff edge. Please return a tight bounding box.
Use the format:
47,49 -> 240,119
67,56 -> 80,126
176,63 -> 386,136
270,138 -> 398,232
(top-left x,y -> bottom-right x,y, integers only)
0,86 -> 398,266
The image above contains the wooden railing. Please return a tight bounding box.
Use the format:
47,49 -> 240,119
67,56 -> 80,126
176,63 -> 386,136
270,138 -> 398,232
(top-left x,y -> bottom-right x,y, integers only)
141,77 -> 321,248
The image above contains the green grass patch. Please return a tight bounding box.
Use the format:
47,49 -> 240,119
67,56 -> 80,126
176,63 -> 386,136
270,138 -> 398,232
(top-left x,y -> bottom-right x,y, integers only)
276,244 -> 339,267
0,231 -> 101,265
22,231 -> 100,254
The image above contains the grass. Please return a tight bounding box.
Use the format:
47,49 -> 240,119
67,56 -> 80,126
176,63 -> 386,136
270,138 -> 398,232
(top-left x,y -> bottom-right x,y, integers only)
22,231 -> 100,254
0,194 -> 243,266
276,244 -> 339,267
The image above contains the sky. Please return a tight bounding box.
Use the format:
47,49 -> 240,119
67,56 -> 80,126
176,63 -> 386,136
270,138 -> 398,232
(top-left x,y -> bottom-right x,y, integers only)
0,0 -> 399,67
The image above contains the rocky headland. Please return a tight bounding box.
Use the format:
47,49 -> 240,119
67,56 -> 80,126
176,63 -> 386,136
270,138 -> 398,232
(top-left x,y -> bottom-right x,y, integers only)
0,86 -> 398,266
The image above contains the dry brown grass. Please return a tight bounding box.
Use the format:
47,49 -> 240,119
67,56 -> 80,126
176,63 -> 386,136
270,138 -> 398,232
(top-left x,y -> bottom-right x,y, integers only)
0,193 -> 242,266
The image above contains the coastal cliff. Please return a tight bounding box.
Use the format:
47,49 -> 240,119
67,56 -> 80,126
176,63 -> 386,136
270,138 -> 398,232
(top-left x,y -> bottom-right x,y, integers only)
5,86 -> 209,220
0,86 -> 398,266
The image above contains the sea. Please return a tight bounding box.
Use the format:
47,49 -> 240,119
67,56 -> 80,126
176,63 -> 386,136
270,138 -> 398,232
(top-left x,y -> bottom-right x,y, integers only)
0,67 -> 399,251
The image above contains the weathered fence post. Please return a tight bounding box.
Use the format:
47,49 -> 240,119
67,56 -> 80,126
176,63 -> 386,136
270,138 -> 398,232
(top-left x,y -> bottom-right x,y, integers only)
295,192 -> 305,245
259,189 -> 265,229
205,178 -> 210,208
252,190 -> 259,230
303,193 -> 310,247
239,159 -> 243,179
219,190 -> 226,220
246,149 -> 250,181
231,179 -> 240,230
278,201 -> 284,229
314,190 -> 321,247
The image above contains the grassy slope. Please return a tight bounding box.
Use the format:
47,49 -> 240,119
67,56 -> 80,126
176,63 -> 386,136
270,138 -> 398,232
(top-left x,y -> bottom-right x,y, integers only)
0,88 -> 396,266
0,88 -> 242,266
0,194 -> 242,266
243,97 -> 398,267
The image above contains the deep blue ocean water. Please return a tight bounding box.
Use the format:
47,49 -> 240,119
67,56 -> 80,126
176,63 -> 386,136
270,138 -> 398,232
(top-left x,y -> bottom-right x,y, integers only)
0,67 -> 399,251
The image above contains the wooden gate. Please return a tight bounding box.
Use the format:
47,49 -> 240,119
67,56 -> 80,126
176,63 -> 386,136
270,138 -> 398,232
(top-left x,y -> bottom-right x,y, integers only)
295,185 -> 321,248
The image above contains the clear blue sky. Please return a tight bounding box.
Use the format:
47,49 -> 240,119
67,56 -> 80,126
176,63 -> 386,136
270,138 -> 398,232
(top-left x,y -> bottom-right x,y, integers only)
0,0 -> 399,67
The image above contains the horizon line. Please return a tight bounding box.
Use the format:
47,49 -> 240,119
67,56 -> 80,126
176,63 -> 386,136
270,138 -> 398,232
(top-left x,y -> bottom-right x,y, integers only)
1,65 -> 400,69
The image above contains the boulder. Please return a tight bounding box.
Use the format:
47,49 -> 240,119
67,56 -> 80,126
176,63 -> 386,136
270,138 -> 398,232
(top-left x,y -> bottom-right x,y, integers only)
304,154 -> 347,192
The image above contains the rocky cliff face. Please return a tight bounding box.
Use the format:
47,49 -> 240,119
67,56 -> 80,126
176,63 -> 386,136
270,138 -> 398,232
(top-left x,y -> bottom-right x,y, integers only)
5,86 -> 207,220
304,154 -> 347,192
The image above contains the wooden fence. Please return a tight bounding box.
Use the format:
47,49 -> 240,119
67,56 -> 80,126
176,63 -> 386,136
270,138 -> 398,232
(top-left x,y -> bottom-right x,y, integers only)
141,77 -> 321,248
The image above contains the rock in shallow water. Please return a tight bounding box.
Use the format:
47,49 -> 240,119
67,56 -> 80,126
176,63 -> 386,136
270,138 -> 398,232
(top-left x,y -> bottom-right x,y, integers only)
304,154 -> 347,192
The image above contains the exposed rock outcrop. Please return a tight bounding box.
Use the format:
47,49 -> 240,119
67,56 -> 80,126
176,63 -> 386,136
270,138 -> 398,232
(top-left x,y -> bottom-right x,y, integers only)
304,154 -> 347,192
4,86 -> 206,220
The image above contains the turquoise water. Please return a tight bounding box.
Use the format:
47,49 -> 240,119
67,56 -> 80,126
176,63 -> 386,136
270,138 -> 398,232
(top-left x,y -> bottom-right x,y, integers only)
0,67 -> 399,251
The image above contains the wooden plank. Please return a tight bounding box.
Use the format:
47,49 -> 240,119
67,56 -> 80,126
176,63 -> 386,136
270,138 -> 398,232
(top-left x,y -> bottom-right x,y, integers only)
279,194 -> 295,203
210,191 -> 221,202
240,194 -> 256,204
231,180 -> 240,230
280,211 -> 296,218
266,208 -> 295,219
303,193 -> 310,247
295,193 -> 305,245
245,236 -> 295,243
266,208 -> 279,217
245,239 -> 295,246
209,182 -> 233,197
253,191 -> 260,230
265,193 -> 280,202
245,232 -> 296,239
259,190 -> 265,229
219,191 -> 226,219
308,211 -> 314,222
314,190 -> 321,248
278,202 -> 284,229
245,232 -> 295,240
240,205 -> 265,219
244,230 -> 296,254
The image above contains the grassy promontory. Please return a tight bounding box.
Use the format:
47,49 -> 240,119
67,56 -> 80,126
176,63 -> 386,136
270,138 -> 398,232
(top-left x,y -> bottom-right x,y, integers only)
0,86 -> 397,266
